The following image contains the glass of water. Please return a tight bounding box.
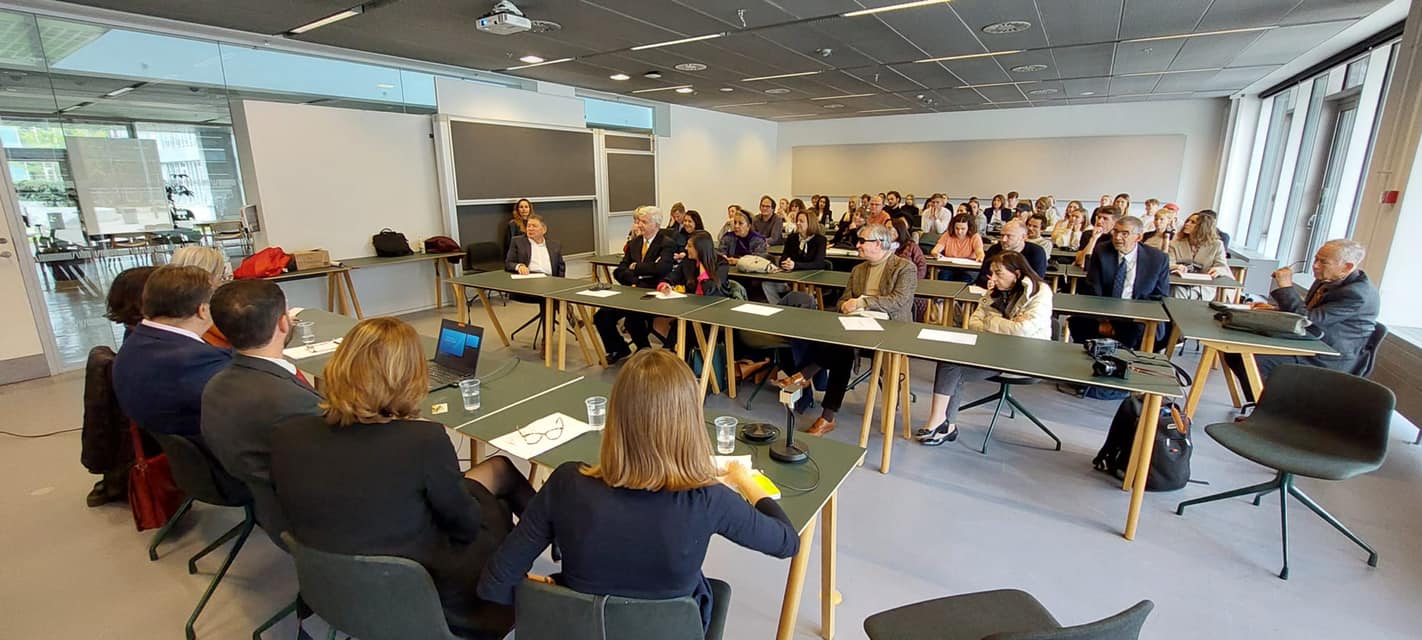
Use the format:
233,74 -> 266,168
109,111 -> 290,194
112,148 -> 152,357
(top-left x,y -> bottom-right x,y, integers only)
295,320 -> 316,350
713,416 -> 738,455
585,396 -> 607,429
459,378 -> 481,411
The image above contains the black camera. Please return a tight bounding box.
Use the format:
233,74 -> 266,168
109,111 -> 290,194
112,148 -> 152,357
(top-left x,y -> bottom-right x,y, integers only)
1092,355 -> 1131,379
1084,338 -> 1119,359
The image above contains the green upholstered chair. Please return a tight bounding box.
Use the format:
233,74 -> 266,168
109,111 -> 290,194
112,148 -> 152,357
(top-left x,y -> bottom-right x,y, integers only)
960,374 -> 1061,454
514,578 -> 730,640
863,589 -> 1153,640
1175,364 -> 1394,579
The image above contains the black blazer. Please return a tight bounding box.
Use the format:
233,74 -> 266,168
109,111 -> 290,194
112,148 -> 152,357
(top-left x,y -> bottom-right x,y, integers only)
1083,243 -> 1171,301
974,242 -> 1048,287
781,232 -> 827,270
1271,269 -> 1380,373
201,354 -> 322,545
984,207 -> 1013,225
615,230 -> 676,288
112,323 -> 231,440
664,257 -> 731,297
504,236 -> 566,277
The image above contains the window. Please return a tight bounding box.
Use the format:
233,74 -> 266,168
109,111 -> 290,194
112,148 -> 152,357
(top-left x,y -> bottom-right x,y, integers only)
1244,89 -> 1294,252
583,97 -> 654,132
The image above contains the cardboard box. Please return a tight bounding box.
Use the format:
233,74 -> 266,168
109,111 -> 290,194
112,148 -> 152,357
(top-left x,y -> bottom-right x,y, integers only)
292,249 -> 331,270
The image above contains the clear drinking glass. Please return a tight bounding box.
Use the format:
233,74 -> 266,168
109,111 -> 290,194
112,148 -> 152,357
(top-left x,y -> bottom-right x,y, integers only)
459,378 -> 481,411
585,396 -> 608,428
713,416 -> 738,454
295,321 -> 316,350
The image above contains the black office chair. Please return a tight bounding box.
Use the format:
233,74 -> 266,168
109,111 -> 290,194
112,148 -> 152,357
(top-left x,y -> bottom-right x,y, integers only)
514,578 -> 729,640
463,242 -> 509,311
864,589 -> 1153,640
1175,364 -> 1394,579
960,374 -> 1062,454
147,433 -> 256,640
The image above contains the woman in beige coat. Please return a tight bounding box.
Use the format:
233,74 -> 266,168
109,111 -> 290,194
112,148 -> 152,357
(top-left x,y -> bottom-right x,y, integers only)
1168,211 -> 1228,300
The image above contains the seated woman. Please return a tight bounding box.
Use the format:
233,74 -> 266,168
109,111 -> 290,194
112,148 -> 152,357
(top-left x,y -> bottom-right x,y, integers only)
506,198 -> 533,253
776,223 -> 917,436
928,213 -> 985,282
1051,202 -> 1087,249
271,317 -> 534,639
1168,210 -> 1228,300
763,210 -> 827,304
660,231 -> 730,298
170,245 -> 234,347
477,349 -> 799,634
830,208 -> 867,249
718,208 -> 769,265
915,252 -> 1053,445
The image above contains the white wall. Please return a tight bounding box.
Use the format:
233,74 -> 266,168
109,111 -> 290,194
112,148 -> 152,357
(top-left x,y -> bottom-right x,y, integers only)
778,99 -> 1229,213
435,77 -> 585,129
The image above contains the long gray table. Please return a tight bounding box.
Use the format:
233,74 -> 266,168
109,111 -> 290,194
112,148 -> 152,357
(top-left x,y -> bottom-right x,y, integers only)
541,281 -> 728,370
340,251 -> 466,318
451,270 -> 594,365
952,287 -> 1170,350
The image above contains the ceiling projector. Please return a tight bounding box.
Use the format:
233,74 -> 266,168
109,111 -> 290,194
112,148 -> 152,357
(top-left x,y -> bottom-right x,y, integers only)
477,1 -> 532,35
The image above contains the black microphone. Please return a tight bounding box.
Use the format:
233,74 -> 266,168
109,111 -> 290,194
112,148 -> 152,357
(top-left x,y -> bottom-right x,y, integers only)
769,385 -> 808,464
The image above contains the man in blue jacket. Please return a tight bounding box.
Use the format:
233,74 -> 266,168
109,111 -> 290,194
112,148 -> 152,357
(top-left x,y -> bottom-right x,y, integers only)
112,265 -> 232,443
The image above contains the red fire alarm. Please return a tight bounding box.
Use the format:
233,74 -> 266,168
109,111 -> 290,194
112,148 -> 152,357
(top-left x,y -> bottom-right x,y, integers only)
1382,190 -> 1400,204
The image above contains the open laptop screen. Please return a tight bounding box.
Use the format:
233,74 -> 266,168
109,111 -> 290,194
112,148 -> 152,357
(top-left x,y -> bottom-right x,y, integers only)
433,320 -> 483,371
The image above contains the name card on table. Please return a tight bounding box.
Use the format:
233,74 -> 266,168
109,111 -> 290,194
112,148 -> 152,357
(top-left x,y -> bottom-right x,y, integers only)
1178,273 -> 1214,282
839,316 -> 883,331
577,289 -> 620,298
510,273 -> 548,280
917,328 -> 978,346
731,303 -> 782,317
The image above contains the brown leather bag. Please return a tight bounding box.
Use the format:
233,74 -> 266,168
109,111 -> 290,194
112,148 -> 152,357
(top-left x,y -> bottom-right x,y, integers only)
126,422 -> 186,531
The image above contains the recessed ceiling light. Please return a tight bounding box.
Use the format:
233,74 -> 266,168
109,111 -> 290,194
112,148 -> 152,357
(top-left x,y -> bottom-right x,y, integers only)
674,86 -> 695,94
609,73 -> 630,81
630,33 -> 723,51
1027,88 -> 1060,96
718,87 -> 734,92
982,21 -> 1032,35
822,103 -> 845,109
915,50 -> 1023,64
843,0 -> 951,18
289,6 -> 363,34
1124,26 -> 1275,44
518,55 -> 545,64
643,71 -> 662,79
505,57 -> 573,71
958,80 -> 1037,89
631,84 -> 694,94
812,93 -> 875,101
674,62 -> 708,72
743,71 -> 821,82
719,101 -> 767,107
1080,91 -> 1096,96
765,88 -> 791,95
1011,64 -> 1048,73
1119,67 -> 1222,77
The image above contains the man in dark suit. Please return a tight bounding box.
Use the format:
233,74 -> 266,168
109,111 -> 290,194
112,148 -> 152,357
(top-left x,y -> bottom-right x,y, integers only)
202,280 -> 321,545
1068,215 -> 1171,349
596,206 -> 676,363
974,220 -> 1047,287
1226,239 -> 1380,402
504,214 -> 566,277
112,265 -> 231,442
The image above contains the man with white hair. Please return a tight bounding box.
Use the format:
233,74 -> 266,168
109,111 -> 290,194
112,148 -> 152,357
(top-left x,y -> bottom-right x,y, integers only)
596,205 -> 676,363
1226,238 -> 1380,401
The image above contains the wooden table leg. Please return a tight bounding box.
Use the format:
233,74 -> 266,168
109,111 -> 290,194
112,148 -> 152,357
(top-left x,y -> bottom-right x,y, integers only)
879,353 -> 902,474
697,325 -> 721,396
1240,352 -> 1266,402
1219,358 -> 1244,408
434,260 -> 443,308
326,274 -> 336,313
1182,346 -> 1216,420
858,352 -> 885,462
899,355 -> 913,440
543,298 -> 555,368
1141,320 -> 1158,352
961,302 -> 972,329
1163,324 -> 1182,355
725,327 -> 737,399
568,304 -> 595,368
477,289 -> 510,347
1070,277 -> 1079,294
820,493 -> 838,640
445,261 -> 467,314
1124,393 -> 1163,540
675,318 -> 687,359
557,301 -> 568,372
341,270 -> 364,319
580,306 -> 607,367
775,515 -> 818,640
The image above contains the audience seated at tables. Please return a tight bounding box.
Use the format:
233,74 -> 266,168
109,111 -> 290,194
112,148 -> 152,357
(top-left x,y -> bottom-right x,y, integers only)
201,280 -> 321,547
831,208 -> 867,249
477,349 -> 799,635
1052,201 -> 1087,249
983,194 -> 1012,231
1027,214 -> 1054,252
1074,205 -> 1123,265
170,245 -> 235,348
272,317 -> 534,640
865,194 -> 892,226
764,210 -> 827,304
1034,195 -> 1059,226
886,190 -> 920,229
112,265 -> 232,442
929,213 -> 986,283
921,193 -> 953,234
751,195 -> 785,246
1066,215 -> 1171,351
1141,203 -> 1180,250
505,198 -> 534,254
661,231 -> 731,298
775,223 -> 918,436
505,214 -> 566,277
917,252 -> 1054,445
1167,210 -> 1228,300
812,194 -> 834,227
975,220 -> 1047,288
1224,239 -> 1380,402
597,206 -> 676,364
719,207 -> 770,264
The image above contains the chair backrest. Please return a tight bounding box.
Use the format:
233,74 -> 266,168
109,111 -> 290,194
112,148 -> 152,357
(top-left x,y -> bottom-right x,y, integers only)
149,432 -> 251,507
987,600 -> 1154,640
282,533 -> 460,640
1354,322 -> 1388,377
1254,364 -> 1395,464
464,241 -> 503,270
514,580 -> 705,640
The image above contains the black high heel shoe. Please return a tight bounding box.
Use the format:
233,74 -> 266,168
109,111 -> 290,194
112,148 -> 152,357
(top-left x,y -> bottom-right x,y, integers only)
914,421 -> 958,446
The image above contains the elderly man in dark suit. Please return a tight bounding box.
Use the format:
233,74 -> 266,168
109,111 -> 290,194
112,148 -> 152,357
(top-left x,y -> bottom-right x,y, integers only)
202,279 -> 321,545
1226,239 -> 1380,402
112,265 -> 231,442
1068,215 -> 1171,349
595,205 -> 676,363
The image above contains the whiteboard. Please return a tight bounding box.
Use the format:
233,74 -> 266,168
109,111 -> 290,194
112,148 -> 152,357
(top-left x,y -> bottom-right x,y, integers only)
66,137 -> 170,235
792,134 -> 1186,203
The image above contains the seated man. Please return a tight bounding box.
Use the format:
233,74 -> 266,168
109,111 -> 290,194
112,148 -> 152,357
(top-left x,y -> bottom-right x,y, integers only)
1067,215 -> 1170,350
1225,239 -> 1380,402
112,265 -> 232,442
1074,205 -> 1122,266
974,220 -> 1047,287
595,206 -> 676,363
504,214 -> 566,277
202,280 -> 322,546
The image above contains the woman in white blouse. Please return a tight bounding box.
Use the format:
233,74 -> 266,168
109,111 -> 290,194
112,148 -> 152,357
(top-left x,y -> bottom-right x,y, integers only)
1168,210 -> 1229,300
920,193 -> 953,234
1051,201 -> 1087,249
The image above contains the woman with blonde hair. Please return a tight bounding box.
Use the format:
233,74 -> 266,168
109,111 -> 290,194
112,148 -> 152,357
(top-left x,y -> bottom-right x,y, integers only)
479,349 -> 798,634
170,245 -> 233,346
1051,202 -> 1088,249
272,317 -> 532,639
1168,210 -> 1229,300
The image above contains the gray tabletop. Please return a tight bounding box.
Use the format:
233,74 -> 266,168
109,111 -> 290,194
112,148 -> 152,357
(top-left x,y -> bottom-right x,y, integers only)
951,289 -> 1170,324
544,282 -> 730,317
1054,264 -> 1243,290
682,300 -> 888,351
340,252 -> 463,269
452,270 -> 592,297
266,264 -> 350,282
1162,298 -> 1339,356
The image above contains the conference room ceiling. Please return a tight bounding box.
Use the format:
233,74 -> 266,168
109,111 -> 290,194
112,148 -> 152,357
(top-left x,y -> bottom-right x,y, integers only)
59,0 -> 1395,121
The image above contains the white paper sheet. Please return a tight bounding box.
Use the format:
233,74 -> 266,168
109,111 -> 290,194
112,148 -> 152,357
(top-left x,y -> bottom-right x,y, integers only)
576,289 -> 620,298
839,316 -> 884,331
645,290 -> 687,299
282,339 -> 341,359
937,257 -> 981,267
731,303 -> 782,316
509,273 -> 547,280
488,412 -> 597,460
967,285 -> 988,296
712,454 -> 753,474
1178,272 -> 1214,282
917,328 -> 979,345
826,248 -> 858,257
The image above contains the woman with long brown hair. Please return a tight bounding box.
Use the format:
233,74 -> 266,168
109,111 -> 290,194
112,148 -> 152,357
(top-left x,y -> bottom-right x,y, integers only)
478,350 -> 798,634
272,317 -> 533,639
505,198 -> 534,251
1168,210 -> 1229,300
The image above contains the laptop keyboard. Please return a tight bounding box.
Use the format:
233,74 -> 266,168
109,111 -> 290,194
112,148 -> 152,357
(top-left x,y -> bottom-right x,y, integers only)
428,362 -> 469,391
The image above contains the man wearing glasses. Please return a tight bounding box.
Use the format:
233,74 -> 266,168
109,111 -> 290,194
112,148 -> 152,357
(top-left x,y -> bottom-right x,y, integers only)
1067,216 -> 1170,351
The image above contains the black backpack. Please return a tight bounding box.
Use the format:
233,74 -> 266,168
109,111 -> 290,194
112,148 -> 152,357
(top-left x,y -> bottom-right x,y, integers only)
372,228 -> 413,257
1092,363 -> 1193,492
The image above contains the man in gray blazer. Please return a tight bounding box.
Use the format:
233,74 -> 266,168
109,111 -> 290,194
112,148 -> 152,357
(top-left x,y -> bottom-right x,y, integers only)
202,279 -> 321,545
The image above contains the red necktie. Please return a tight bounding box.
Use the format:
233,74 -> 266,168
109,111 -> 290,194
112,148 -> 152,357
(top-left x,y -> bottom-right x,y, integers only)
295,369 -> 311,386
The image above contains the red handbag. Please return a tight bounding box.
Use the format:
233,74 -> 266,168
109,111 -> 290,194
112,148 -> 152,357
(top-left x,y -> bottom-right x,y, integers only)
126,422 -> 186,531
